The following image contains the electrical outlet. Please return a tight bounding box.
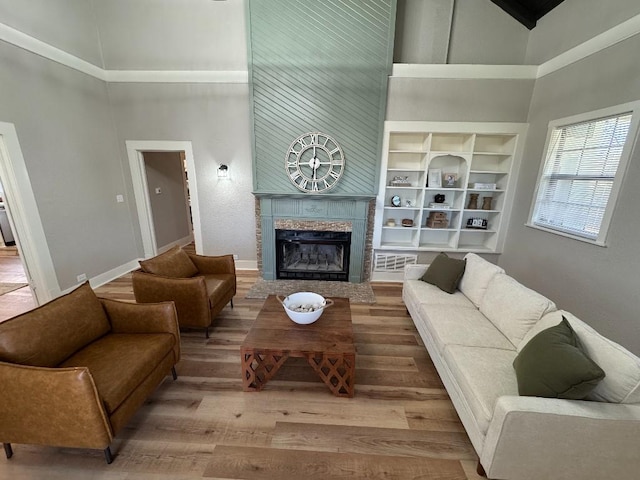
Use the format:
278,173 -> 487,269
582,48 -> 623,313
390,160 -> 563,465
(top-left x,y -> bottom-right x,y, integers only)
155,187 -> 162,195
116,194 -> 124,203
233,254 -> 239,260
77,273 -> 87,283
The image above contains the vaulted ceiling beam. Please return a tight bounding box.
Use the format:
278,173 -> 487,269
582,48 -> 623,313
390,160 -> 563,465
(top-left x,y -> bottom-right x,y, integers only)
490,0 -> 565,29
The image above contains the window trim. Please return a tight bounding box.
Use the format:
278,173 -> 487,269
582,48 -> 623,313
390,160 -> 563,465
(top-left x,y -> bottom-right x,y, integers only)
526,101 -> 640,246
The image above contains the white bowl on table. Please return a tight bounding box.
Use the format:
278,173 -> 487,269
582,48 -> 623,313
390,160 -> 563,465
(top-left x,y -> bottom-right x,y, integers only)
277,292 -> 334,325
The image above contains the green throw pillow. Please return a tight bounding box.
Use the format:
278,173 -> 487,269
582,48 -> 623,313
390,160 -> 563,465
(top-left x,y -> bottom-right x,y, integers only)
513,317 -> 605,399
421,252 -> 466,294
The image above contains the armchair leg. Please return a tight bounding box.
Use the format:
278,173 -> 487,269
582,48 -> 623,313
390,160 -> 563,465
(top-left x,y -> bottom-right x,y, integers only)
104,446 -> 113,464
231,298 -> 234,308
3,443 -> 13,459
477,460 -> 487,477
205,327 -> 210,339
171,366 -> 178,380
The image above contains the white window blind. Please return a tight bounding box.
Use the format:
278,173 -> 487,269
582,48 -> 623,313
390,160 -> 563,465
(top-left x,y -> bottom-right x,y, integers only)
532,112 -> 633,241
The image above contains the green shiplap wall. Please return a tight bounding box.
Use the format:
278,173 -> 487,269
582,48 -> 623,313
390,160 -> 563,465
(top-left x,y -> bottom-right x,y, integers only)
248,0 -> 397,195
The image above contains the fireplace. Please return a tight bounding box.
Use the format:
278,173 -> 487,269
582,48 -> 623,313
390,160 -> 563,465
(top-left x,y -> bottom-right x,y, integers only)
276,229 -> 351,281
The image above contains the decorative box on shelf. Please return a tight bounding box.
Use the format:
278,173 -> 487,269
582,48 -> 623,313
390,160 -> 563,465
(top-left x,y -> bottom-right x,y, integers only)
389,176 -> 412,187
401,218 -> 414,227
466,218 -> 488,229
426,212 -> 449,228
472,183 -> 497,190
428,202 -> 451,209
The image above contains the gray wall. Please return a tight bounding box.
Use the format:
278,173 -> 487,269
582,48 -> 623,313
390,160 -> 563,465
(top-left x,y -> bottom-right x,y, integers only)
143,151 -> 191,249
0,40 -> 138,288
107,82 -> 256,260
526,0 -> 640,65
0,0 -> 256,292
0,0 -> 103,65
92,0 -> 247,70
448,0 -> 529,65
501,34 -> 640,354
394,0 -> 530,65
387,78 -> 534,122
394,0 -> 453,64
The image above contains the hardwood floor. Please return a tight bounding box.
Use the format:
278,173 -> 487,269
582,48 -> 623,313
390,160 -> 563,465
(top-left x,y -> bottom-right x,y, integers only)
0,270 -> 482,479
0,252 -> 36,322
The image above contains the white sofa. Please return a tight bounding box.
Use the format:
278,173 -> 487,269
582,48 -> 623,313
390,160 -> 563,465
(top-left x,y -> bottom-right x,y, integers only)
403,253 -> 640,480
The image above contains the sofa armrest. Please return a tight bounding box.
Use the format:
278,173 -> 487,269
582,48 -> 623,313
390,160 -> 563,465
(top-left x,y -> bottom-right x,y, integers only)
188,253 -> 235,275
100,298 -> 181,363
132,271 -> 211,329
481,395 -> 640,479
404,263 -> 429,281
0,362 -> 112,449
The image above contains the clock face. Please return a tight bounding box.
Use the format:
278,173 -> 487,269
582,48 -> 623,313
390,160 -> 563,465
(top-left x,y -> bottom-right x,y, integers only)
285,132 -> 345,193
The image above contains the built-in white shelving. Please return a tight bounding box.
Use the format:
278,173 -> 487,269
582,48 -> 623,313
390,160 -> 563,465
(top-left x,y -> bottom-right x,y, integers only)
373,122 -> 527,257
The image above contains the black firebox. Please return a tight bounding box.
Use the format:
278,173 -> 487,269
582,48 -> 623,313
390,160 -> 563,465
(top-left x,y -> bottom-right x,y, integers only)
275,229 -> 351,281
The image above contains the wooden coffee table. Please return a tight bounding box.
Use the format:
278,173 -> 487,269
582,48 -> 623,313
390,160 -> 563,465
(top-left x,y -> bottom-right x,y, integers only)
241,295 -> 355,397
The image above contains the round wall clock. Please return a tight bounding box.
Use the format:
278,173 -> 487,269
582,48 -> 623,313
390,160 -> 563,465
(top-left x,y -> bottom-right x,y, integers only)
285,132 -> 345,193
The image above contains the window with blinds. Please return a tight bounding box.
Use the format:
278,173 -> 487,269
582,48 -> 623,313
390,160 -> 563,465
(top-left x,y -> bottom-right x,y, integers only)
530,105 -> 638,245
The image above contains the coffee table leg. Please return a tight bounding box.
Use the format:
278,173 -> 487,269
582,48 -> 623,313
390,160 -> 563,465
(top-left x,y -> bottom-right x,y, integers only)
241,348 -> 288,391
307,353 -> 355,397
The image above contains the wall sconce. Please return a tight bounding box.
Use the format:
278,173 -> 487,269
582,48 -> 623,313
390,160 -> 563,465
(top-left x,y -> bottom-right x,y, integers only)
217,164 -> 229,178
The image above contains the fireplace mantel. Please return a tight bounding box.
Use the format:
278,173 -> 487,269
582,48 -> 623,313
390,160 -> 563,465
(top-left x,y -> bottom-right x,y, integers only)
256,196 -> 374,283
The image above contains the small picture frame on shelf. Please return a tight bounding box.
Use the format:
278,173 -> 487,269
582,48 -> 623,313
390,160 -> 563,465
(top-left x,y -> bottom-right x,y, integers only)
427,168 -> 442,188
443,172 -> 458,188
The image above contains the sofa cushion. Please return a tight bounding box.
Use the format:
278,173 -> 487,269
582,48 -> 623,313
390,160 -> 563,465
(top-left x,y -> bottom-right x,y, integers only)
443,345 -> 519,434
0,282 -> 111,367
139,245 -> 199,278
420,253 -> 466,294
60,333 -> 175,414
405,279 -> 476,309
204,274 -> 235,305
479,274 -> 556,347
458,253 -> 505,307
513,317 -> 605,399
521,311 -> 640,404
418,304 -> 515,355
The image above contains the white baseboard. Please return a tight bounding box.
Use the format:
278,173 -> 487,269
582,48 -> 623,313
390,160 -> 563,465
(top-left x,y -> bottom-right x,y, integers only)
370,271 -> 404,283
235,260 -> 258,270
88,258 -> 142,291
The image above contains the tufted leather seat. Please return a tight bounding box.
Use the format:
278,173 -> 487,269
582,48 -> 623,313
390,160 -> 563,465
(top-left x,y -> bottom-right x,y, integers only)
132,245 -> 236,338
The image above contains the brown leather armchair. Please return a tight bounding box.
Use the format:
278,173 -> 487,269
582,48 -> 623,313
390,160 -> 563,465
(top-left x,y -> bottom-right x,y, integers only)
0,282 -> 180,463
132,245 -> 236,338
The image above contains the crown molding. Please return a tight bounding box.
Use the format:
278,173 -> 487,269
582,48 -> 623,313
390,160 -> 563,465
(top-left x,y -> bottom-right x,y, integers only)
392,64 -> 537,79
0,21 -> 248,84
0,21 -> 106,80
536,13 -> 640,78
2,12 -> 639,83
393,13 -> 640,80
105,69 -> 248,83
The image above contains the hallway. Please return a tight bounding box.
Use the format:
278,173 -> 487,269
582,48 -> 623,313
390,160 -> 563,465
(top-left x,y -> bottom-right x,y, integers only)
0,248 -> 35,321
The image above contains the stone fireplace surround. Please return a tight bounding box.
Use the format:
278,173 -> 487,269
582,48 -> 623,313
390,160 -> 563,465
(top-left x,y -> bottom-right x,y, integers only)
255,196 -> 375,283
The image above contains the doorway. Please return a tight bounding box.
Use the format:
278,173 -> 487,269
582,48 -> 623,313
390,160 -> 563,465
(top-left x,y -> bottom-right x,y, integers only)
126,141 -> 201,258
141,150 -> 193,253
0,122 -> 59,308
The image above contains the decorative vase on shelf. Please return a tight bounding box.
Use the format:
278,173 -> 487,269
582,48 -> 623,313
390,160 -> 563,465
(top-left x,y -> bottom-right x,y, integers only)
467,193 -> 479,210
482,197 -> 493,210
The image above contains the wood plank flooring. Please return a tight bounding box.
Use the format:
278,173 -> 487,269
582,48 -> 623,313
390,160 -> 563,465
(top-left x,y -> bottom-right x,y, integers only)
0,269 -> 482,480
0,253 -> 36,321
